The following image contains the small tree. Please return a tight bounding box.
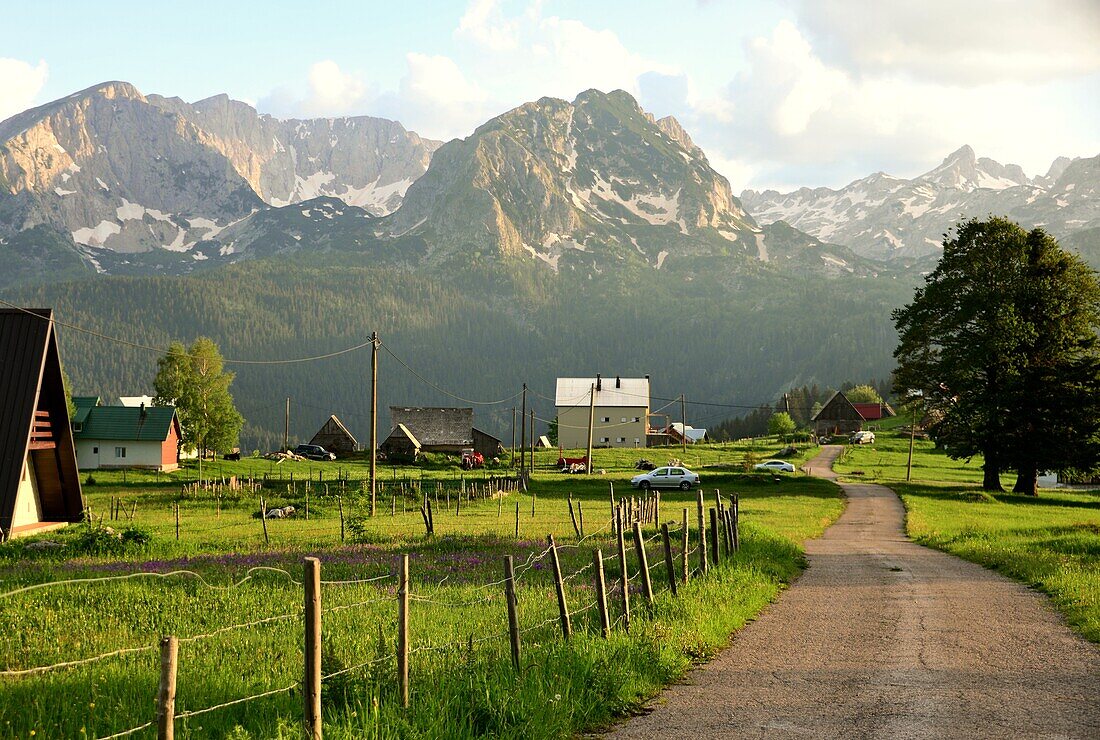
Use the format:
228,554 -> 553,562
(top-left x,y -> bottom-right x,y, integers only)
845,384 -> 883,404
768,412 -> 796,441
547,417 -> 559,446
154,337 -> 243,459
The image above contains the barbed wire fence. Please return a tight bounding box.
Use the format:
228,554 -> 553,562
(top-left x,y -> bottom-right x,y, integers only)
1,488 -> 741,739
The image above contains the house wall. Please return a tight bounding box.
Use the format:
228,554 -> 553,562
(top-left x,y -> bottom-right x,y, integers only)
12,456 -> 43,528
557,406 -> 648,449
75,439 -> 169,470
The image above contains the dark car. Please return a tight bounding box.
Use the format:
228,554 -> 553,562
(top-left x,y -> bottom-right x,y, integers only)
293,444 -> 336,461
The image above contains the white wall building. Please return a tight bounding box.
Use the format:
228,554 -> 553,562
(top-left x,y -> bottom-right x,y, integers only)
555,375 -> 650,449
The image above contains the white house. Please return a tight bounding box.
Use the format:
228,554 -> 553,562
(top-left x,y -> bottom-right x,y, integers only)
72,397 -> 182,471
555,374 -> 650,449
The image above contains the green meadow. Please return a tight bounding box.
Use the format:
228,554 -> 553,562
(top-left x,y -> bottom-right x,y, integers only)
0,441 -> 844,739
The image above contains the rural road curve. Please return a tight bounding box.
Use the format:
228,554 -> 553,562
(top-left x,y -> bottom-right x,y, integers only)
605,446 -> 1100,739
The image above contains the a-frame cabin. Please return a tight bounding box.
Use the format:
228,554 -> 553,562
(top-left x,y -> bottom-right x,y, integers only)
0,308 -> 84,539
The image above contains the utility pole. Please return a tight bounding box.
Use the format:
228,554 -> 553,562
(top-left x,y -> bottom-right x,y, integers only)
587,383 -> 596,475
530,408 -> 535,476
681,394 -> 687,454
370,331 -> 379,516
511,407 -> 517,469
520,384 -> 527,477
284,397 -> 290,451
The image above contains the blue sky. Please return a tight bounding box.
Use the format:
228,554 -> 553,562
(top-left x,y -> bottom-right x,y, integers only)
2,0 -> 1098,190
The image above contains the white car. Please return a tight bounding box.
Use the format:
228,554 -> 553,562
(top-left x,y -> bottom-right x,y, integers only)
630,466 -> 701,490
850,431 -> 875,444
754,460 -> 796,473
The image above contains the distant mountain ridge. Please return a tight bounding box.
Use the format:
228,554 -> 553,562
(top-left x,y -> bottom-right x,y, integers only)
0,81 -> 438,256
741,145 -> 1100,261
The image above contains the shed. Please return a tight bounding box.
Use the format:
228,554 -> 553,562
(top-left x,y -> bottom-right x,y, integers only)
812,391 -> 894,436
0,308 -> 84,538
380,423 -> 421,461
535,435 -> 553,449
309,415 -> 358,456
472,428 -> 504,459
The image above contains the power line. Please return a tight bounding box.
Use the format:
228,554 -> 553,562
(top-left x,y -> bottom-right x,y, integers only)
379,341 -> 523,406
0,298 -> 375,365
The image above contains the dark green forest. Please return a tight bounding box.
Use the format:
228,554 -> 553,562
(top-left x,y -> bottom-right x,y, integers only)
5,256 -> 914,450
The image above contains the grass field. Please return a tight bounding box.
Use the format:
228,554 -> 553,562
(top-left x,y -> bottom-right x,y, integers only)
836,433 -> 1100,643
0,440 -> 843,739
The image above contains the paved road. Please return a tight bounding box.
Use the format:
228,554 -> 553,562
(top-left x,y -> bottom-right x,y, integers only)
606,446 -> 1100,739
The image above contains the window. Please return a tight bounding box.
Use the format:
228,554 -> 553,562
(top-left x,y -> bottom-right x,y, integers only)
634,438 -> 641,444
620,417 -> 627,423
653,468 -> 667,476
600,437 -> 610,443
73,422 -> 83,432
617,437 -> 626,443
115,446 -> 127,459
601,417 -> 610,423
633,417 -> 641,423
93,446 -> 98,454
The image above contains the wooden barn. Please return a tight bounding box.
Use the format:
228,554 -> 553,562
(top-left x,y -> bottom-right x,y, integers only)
309,415 -> 358,456
380,424 -> 421,461
0,308 -> 84,539
811,391 -> 896,436
382,407 -> 502,460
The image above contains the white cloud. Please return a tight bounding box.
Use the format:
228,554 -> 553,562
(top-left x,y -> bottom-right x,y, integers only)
0,58 -> 48,122
371,53 -> 493,140
258,59 -> 372,119
792,0 -> 1100,85
455,0 -> 520,52
686,20 -> 1100,190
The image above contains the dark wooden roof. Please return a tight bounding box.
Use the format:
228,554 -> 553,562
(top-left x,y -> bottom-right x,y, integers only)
389,407 -> 474,446
811,391 -> 863,422
0,308 -> 84,531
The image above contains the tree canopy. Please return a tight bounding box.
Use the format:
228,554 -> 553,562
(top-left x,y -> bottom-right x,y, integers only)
844,384 -> 884,404
893,217 -> 1100,492
154,338 -> 244,456
768,412 -> 797,439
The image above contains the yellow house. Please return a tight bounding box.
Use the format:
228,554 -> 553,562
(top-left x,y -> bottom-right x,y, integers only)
555,375 -> 650,449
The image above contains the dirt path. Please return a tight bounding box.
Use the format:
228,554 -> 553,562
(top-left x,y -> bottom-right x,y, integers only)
606,446 -> 1100,739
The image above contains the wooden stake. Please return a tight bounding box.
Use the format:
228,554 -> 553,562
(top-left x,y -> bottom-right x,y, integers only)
515,501 -> 520,538
398,554 -> 409,708
261,498 -> 269,545
697,491 -> 708,574
305,490 -> 310,521
338,497 -> 345,543
548,535 -> 571,640
633,522 -> 654,607
681,507 -> 689,582
616,507 -> 631,631
504,555 -> 521,669
531,491 -> 535,518
594,549 -> 610,638
577,500 -> 585,538
733,493 -> 740,551
661,523 -> 677,596
303,557 -> 322,739
709,508 -> 720,566
174,503 -> 180,541
156,635 -> 178,740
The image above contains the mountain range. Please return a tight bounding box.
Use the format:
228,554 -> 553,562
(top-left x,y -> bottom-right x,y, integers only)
741,145 -> 1100,262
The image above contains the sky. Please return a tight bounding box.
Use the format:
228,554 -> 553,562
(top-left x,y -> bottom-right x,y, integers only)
2,0 -> 1098,191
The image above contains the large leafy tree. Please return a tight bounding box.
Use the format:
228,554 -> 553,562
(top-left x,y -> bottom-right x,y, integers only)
154,337 -> 244,457
768,412 -> 796,439
894,217 -> 1100,492
845,384 -> 884,404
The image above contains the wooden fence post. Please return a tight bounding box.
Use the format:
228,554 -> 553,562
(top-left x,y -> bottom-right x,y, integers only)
654,491 -> 660,530
156,635 -> 178,740
594,549 -> 610,638
548,535 -> 571,640
633,522 -> 654,607
174,503 -> 180,541
398,554 -> 409,708
616,508 -> 631,631
733,493 -> 740,551
697,491 -> 708,574
504,555 -> 521,670
568,494 -> 580,537
661,523 -> 677,596
338,497 -> 345,543
261,498 -> 269,545
709,509 -> 720,566
577,500 -> 584,538
303,557 -> 322,740
681,507 -> 689,583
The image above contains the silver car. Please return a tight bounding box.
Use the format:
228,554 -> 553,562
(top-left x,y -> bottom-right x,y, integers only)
754,460 -> 796,473
630,466 -> 701,490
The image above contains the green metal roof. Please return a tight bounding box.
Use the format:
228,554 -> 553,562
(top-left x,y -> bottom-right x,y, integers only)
71,396 -> 100,425
74,405 -> 177,442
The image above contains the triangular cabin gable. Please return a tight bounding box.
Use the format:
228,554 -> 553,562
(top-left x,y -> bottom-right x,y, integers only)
0,308 -> 84,538
308,414 -> 358,455
811,391 -> 867,436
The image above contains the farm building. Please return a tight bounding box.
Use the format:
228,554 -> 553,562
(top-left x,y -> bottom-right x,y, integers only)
382,407 -> 503,460
811,392 -> 896,436
667,423 -> 709,444
0,308 -> 84,538
72,397 -> 182,471
535,435 -> 553,449
555,375 -> 651,449
309,415 -> 358,456
380,424 -> 421,460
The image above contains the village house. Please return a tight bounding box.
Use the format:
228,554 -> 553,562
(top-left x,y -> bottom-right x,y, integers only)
308,415 -> 358,456
811,391 -> 896,437
0,308 -> 84,538
72,397 -> 182,471
380,407 -> 502,460
667,422 -> 709,444
555,375 -> 651,449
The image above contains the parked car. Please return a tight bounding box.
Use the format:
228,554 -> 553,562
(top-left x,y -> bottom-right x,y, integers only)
293,444 -> 336,461
630,466 -> 700,490
754,460 -> 796,473
850,431 -> 875,445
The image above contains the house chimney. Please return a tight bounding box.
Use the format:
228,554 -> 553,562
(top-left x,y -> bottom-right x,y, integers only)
139,402 -> 147,420
616,375 -> 621,388
596,373 -> 602,392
